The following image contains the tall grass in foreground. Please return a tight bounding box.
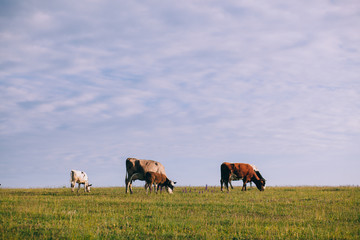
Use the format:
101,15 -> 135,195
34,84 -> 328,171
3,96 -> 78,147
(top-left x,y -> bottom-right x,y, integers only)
1,186 -> 359,239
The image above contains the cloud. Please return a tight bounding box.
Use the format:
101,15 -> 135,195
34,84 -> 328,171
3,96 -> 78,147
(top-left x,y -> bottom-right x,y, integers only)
0,0 -> 359,187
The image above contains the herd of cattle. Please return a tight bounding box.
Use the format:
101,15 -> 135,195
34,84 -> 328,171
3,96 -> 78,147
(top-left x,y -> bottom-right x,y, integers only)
70,158 -> 266,194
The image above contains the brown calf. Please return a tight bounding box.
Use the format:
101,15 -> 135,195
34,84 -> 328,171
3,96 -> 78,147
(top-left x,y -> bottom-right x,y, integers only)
145,172 -> 176,194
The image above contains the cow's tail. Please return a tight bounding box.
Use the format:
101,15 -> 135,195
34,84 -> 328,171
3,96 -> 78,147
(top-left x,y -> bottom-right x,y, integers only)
70,170 -> 75,188
125,159 -> 134,182
70,170 -> 75,181
220,163 -> 230,181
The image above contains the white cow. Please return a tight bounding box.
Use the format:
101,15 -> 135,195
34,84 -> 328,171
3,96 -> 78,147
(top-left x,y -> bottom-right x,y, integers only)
70,170 -> 92,193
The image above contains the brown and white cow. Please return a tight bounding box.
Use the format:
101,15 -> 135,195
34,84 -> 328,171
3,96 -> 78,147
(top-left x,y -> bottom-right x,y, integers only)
145,172 -> 176,194
220,162 -> 266,192
125,158 -> 167,194
70,170 -> 92,193
228,164 -> 265,190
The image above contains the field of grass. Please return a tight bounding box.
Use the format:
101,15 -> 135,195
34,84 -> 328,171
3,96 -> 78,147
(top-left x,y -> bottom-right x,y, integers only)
1,186 -> 359,239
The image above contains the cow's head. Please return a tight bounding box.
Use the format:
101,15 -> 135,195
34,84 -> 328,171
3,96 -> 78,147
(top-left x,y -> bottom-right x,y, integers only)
86,184 -> 92,192
262,179 -> 266,189
165,179 -> 176,194
254,178 -> 266,191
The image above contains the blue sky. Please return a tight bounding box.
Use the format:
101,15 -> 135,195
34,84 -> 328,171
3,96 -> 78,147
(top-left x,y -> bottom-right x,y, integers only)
1,0 -> 359,188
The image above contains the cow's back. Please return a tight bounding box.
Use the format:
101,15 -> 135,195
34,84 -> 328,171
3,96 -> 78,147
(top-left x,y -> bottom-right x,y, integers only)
221,162 -> 257,179
141,160 -> 165,174
126,158 -> 166,175
233,163 -> 257,179
154,172 -> 167,184
71,170 -> 88,183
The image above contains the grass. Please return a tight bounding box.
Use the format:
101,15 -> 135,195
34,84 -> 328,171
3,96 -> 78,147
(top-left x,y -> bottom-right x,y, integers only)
1,186 -> 359,239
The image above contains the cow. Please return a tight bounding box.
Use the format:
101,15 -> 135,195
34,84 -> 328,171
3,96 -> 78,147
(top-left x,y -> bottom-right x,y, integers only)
144,172 -> 176,194
70,170 -> 92,193
125,158 -> 167,194
220,162 -> 266,192
228,164 -> 265,189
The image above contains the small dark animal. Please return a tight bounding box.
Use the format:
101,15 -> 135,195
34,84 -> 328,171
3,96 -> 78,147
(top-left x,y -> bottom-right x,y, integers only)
145,172 -> 176,194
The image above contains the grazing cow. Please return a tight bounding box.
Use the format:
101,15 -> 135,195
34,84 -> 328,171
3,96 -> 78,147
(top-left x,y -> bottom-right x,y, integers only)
220,162 -> 266,192
70,170 -> 92,193
145,172 -> 176,194
228,164 -> 265,189
125,158 -> 167,194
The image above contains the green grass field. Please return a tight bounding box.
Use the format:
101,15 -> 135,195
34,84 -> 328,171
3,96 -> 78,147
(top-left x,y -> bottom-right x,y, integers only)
1,186 -> 359,239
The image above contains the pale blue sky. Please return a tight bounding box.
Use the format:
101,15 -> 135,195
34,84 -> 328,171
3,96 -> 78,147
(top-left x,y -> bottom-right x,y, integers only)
1,0 -> 359,188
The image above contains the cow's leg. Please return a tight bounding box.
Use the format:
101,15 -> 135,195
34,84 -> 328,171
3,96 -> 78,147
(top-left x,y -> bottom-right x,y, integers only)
229,181 -> 234,189
125,173 -> 136,194
225,181 -> 230,192
126,174 -> 134,194
242,179 -> 248,191
77,183 -> 81,193
156,184 -> 160,193
129,180 -> 133,194
147,182 -> 152,194
150,183 -> 154,193
125,176 -> 129,194
127,173 -> 141,194
145,183 -> 149,194
125,176 -> 136,194
154,183 -> 158,194
221,179 -> 230,192
71,181 -> 75,192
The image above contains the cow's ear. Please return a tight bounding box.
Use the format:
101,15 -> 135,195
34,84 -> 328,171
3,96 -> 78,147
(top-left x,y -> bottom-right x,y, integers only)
173,182 -> 177,184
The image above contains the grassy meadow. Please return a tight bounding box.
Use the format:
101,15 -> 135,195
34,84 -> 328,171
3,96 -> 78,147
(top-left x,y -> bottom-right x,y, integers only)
1,186 -> 359,239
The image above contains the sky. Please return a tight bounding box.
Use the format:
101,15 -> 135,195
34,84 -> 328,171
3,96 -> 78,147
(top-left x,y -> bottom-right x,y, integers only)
0,0 -> 359,188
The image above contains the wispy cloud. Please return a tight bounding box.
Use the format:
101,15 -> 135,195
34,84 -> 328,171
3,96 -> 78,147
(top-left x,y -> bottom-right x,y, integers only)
0,0 -> 359,187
